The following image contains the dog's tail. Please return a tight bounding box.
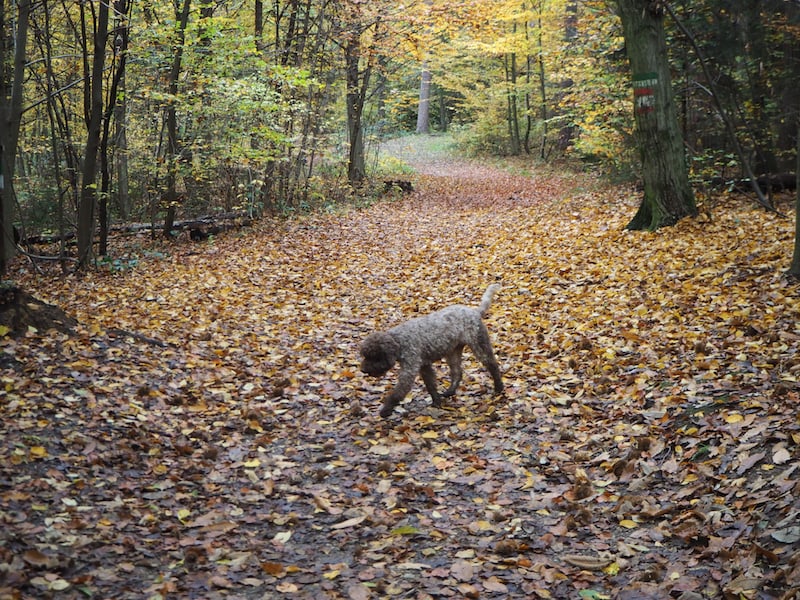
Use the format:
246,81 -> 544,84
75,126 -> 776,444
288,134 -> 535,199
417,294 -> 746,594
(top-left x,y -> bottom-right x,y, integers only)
478,283 -> 501,316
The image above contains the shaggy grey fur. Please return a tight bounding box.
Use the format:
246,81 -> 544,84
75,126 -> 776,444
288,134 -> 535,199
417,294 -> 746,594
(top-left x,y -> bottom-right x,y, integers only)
360,284 -> 504,418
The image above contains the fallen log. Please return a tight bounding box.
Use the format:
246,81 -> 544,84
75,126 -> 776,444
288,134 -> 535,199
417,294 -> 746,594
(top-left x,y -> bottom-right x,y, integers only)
18,210 -> 253,246
707,173 -> 796,193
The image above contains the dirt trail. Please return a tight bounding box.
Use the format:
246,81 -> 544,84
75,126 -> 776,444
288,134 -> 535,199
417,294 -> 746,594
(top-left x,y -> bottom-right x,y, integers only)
380,136 -> 504,179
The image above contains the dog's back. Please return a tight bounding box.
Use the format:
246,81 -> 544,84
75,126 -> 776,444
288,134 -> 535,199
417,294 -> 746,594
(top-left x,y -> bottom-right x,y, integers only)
389,285 -> 500,362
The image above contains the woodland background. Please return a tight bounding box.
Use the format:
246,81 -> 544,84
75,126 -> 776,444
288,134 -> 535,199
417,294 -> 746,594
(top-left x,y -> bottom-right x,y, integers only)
2,0 -> 800,261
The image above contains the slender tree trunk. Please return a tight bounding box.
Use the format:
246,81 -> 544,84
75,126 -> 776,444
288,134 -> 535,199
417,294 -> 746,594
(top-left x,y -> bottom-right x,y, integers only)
535,4 -> 548,159
616,0 -> 696,230
505,52 -> 521,156
0,0 -> 31,275
438,87 -> 448,131
345,31 -> 369,185
255,0 -> 264,51
163,0 -> 191,237
98,0 -> 129,256
416,62 -> 431,134
114,93 -> 130,219
76,0 -> 110,268
375,55 -> 388,137
788,116 -> 800,276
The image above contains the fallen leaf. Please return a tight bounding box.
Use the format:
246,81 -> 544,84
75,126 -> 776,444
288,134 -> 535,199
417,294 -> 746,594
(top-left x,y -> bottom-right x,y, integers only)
331,515 -> 366,530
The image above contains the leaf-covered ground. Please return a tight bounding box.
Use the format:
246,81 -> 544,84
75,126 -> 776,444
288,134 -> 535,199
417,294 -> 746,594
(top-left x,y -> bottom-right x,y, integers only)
3,137 -> 800,599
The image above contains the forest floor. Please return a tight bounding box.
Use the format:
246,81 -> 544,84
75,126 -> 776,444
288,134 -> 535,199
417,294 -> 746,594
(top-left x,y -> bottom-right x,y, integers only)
2,135 -> 800,599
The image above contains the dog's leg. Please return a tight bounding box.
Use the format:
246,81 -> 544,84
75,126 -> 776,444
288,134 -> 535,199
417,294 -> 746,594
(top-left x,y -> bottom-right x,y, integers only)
420,363 -> 443,407
380,368 -> 417,418
471,327 -> 504,394
441,346 -> 464,397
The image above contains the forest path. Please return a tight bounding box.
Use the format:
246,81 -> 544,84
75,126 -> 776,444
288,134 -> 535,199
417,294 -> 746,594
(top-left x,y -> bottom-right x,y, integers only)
379,135 -> 504,179
4,140 -> 800,599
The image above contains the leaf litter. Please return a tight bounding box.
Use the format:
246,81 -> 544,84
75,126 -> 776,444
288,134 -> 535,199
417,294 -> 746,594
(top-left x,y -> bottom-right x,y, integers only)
2,145 -> 800,599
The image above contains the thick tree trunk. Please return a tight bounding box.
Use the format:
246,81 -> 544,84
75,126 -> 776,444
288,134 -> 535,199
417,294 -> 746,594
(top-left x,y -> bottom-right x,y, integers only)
616,0 -> 696,230
416,62 -> 431,135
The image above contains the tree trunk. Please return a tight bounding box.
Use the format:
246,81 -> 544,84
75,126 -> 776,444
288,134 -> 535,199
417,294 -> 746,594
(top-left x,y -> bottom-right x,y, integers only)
616,0 -> 696,230
254,0 -> 264,51
98,0 -> 129,256
788,117 -> 800,277
76,0 -> 110,268
504,51 -> 521,156
345,31 -> 369,185
438,87 -> 448,132
416,62 -> 431,134
163,0 -> 192,237
0,0 -> 31,275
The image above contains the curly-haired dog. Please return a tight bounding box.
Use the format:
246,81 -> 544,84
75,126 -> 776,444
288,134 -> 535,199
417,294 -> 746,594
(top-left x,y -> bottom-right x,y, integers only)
360,284 -> 504,418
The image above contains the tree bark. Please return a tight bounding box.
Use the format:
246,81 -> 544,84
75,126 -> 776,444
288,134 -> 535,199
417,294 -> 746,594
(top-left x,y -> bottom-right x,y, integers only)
416,62 -> 431,134
505,51 -> 521,156
616,0 -> 696,230
163,0 -> 192,237
76,0 -> 110,268
0,0 -> 32,275
788,116 -> 800,277
99,0 -> 130,256
345,29 -> 370,185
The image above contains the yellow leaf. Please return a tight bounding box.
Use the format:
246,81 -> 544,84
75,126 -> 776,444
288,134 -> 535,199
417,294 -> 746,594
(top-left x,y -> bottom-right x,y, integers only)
243,458 -> 261,468
725,413 -> 744,424
619,519 -> 638,529
421,431 -> 438,439
0,325 -> 10,336
323,570 -> 340,580
29,446 -> 48,459
177,509 -> 191,523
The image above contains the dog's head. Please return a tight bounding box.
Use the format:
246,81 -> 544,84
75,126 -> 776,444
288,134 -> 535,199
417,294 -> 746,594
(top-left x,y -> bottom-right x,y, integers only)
359,332 -> 400,376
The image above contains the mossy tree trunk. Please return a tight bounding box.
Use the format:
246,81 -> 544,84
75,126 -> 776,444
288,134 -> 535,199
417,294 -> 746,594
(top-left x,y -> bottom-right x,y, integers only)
616,0 -> 697,231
